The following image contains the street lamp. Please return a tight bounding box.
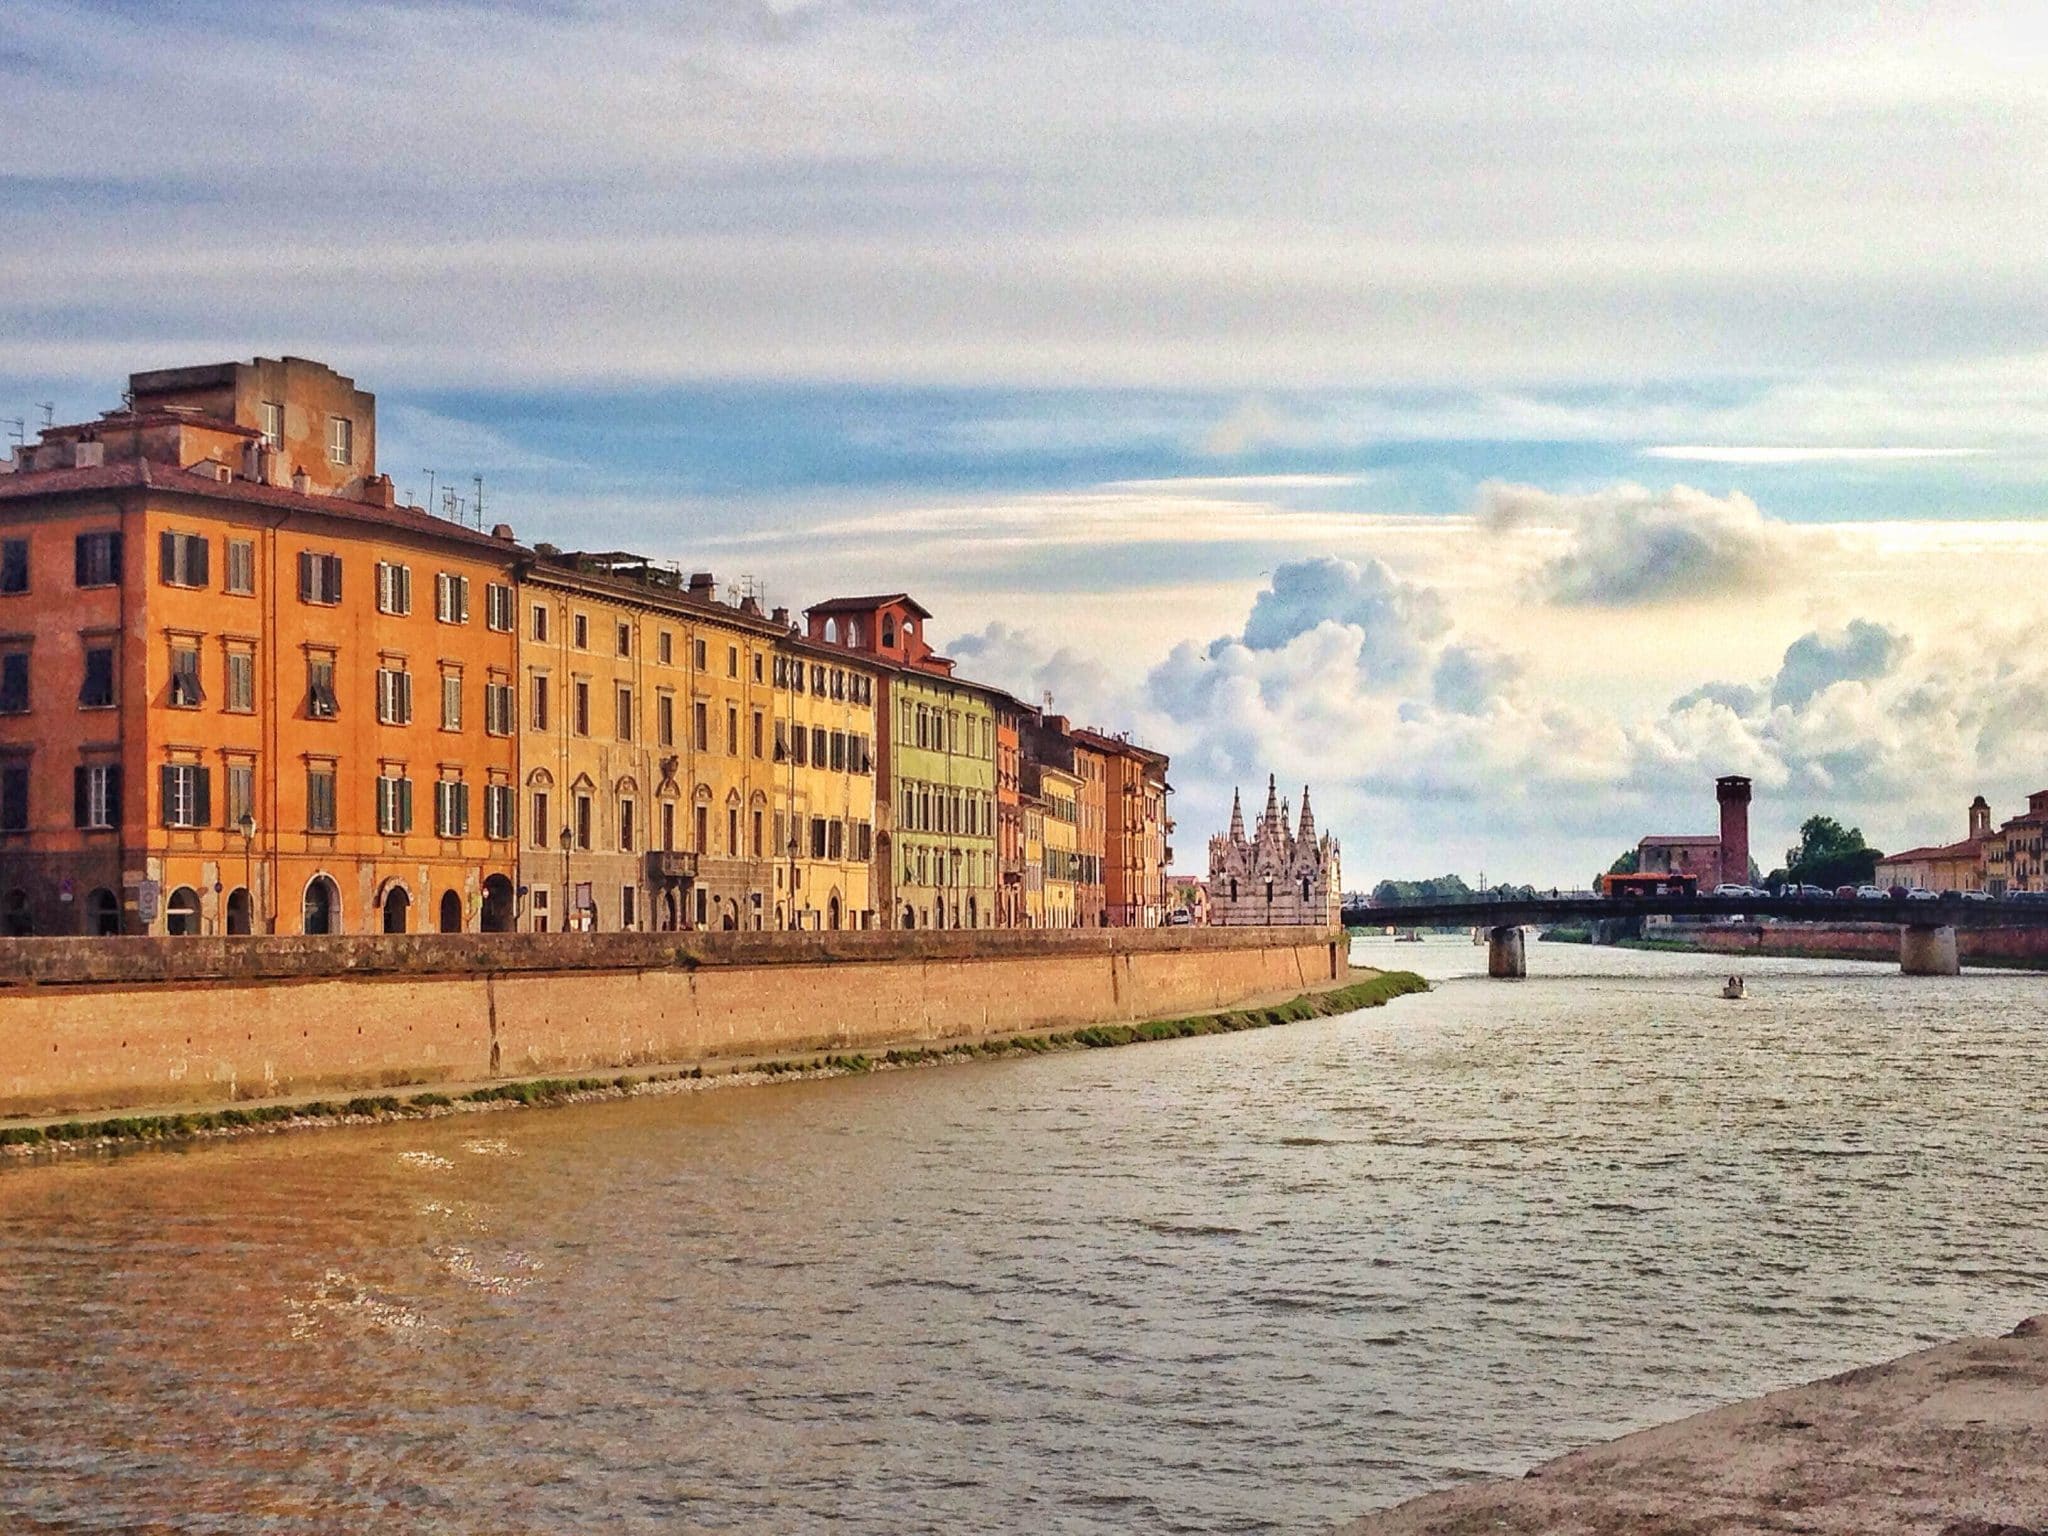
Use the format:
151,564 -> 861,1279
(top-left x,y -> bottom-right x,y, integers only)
559,824 -> 573,931
237,811 -> 256,934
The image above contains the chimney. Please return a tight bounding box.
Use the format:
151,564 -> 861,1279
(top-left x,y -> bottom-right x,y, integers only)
771,605 -> 790,627
688,571 -> 716,598
72,439 -> 105,469
1716,775 -> 1752,889
291,466 -> 310,494
491,523 -> 515,542
364,473 -> 397,509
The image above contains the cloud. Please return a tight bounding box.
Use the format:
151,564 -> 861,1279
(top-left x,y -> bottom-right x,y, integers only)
1770,620 -> 1909,708
1641,445 -> 1983,463
945,621 -> 1132,724
1479,481 -> 1800,606
1201,398 -> 1284,456
1236,555 -> 1448,683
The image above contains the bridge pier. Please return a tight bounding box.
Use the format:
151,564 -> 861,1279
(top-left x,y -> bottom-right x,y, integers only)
1488,925 -> 1526,980
1900,924 -> 1960,977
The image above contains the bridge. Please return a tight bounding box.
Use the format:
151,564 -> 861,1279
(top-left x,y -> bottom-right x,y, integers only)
1341,891 -> 2048,978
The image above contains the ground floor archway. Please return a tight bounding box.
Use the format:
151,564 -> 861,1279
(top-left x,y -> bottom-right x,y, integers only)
481,874 -> 515,933
226,887 -> 253,935
303,875 -> 339,935
382,885 -> 411,933
438,889 -> 463,933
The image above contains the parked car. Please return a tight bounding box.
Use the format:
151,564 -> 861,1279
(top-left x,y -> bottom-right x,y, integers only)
1960,889 -> 1995,903
1796,884 -> 1831,898
1712,882 -> 1753,898
1855,885 -> 1889,900
1835,884 -> 1859,899
1905,887 -> 1940,902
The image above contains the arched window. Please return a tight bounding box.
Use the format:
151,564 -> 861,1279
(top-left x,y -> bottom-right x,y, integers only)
382,885 -> 411,933
881,616 -> 896,648
846,618 -> 862,647
438,890 -> 463,933
827,893 -> 842,931
85,887 -> 120,936
165,886 -> 201,936
823,616 -> 840,643
303,876 -> 339,935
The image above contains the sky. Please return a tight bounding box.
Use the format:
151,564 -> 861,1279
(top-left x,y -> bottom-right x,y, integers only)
4,0 -> 2047,886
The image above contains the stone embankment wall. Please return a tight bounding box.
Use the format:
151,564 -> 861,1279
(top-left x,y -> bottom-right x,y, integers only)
1638,921 -> 2048,966
0,927 -> 1347,1117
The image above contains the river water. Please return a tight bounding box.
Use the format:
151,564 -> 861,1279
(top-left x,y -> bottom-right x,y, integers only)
4,938 -> 2047,1534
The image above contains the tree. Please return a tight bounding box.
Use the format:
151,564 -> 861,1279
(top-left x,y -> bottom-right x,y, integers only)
1784,815 -> 1881,889
1596,847 -> 1639,889
1371,874 -> 1472,905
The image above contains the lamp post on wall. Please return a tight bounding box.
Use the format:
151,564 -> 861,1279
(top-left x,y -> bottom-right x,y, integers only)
559,824 -> 573,932
238,811 -> 256,935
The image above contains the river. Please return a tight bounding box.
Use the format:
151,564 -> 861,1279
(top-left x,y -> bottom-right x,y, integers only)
4,937 -> 2046,1534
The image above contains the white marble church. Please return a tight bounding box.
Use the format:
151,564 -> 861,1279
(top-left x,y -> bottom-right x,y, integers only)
1207,776 -> 1343,927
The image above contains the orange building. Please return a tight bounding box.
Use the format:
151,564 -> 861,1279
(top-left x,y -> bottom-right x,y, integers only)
0,357 -> 521,935
1074,728 -> 1170,926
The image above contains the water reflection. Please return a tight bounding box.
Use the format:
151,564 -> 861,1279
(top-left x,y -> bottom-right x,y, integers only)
3,937 -> 2045,1533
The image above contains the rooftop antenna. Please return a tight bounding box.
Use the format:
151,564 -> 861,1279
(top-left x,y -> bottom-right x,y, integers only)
35,402 -> 53,432
472,475 -> 485,529
424,469 -> 438,516
3,418 -> 23,455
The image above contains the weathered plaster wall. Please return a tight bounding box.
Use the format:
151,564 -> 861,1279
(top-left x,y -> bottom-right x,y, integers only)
0,927 -> 1346,1116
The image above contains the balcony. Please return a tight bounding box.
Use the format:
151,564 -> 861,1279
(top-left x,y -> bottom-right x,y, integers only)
646,850 -> 698,879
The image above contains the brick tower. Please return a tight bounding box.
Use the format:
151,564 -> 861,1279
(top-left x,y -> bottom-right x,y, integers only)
1717,775 -> 1752,888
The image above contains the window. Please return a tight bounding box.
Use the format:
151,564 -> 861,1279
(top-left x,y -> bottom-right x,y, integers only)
0,540 -> 27,594
377,664 -> 413,726
616,686 -> 633,742
435,778 -> 470,838
811,816 -> 827,859
661,801 -> 676,851
306,654 -> 338,718
226,761 -> 254,830
0,652 -> 26,715
376,561 -> 412,615
753,652 -> 764,683
225,648 -> 255,713
573,679 -> 590,736
74,531 -> 121,588
161,762 -> 210,829
727,645 -> 738,679
693,637 -> 706,669
657,693 -> 674,748
658,631 -> 672,665
327,415 -> 353,465
751,710 -> 763,758
812,726 -> 827,766
436,572 -> 470,624
693,803 -> 709,854
619,798 -> 636,853
260,400 -> 283,450
307,764 -> 337,832
693,700 -> 708,751
774,718 -> 788,762
377,773 -> 415,835
486,583 -> 514,632
441,671 -> 462,731
727,704 -> 739,756
752,809 -> 764,858
793,725 -> 807,766
573,613 -> 589,650
0,763 -> 26,832
486,782 -> 514,840
617,622 -> 631,657
531,674 -> 550,732
485,680 -> 514,736
297,551 -> 342,605
226,539 -> 255,596
728,806 -> 740,855
575,793 -> 592,850
75,763 -> 120,830
531,790 -> 549,848
622,884 -> 637,929
159,531 -> 208,588
168,642 -> 203,708
532,603 -> 549,642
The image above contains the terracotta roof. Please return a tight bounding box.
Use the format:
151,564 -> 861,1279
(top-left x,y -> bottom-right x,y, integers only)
0,459 -> 519,555
805,593 -> 931,619
1638,834 -> 1720,846
42,411 -> 261,440
1879,837 -> 1984,864
1069,726 -> 1168,765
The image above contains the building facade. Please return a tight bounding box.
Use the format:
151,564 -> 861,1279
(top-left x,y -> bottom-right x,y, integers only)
1875,796 -> 1994,893
1076,728 -> 1170,926
0,356 -> 521,936
771,633 -> 881,929
803,594 -> 997,929
1207,777 -> 1341,927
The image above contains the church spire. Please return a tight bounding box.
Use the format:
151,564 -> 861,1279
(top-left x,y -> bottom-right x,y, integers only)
1228,787 -> 1245,844
1280,795 -> 1293,843
1296,784 -> 1316,843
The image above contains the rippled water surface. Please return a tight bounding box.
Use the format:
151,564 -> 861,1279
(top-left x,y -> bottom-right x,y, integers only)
6,938 -> 2048,1534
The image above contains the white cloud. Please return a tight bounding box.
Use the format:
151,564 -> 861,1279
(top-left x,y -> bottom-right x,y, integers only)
1641,445 -> 1983,463
1479,481 -> 1804,606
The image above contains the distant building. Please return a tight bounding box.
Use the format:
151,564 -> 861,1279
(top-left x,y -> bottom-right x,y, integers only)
1983,792 -> 2048,896
1207,776 -> 1340,927
1876,796 -> 1993,893
1168,875 -> 1210,925
1637,774 -> 1752,889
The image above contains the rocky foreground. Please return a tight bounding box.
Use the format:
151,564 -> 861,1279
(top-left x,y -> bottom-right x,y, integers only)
1343,1316 -> 2048,1536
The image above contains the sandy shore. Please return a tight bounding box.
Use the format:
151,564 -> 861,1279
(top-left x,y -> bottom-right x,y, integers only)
1342,1315 -> 2048,1536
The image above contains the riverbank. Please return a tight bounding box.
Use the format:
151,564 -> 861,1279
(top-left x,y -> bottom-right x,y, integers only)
1342,1313 -> 2048,1535
0,968 -> 1427,1160
1618,925 -> 2048,971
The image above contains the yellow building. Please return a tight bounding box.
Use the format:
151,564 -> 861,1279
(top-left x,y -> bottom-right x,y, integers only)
517,553 -> 787,931
771,634 -> 881,929
1033,761 -> 1081,928
1022,796 -> 1046,927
